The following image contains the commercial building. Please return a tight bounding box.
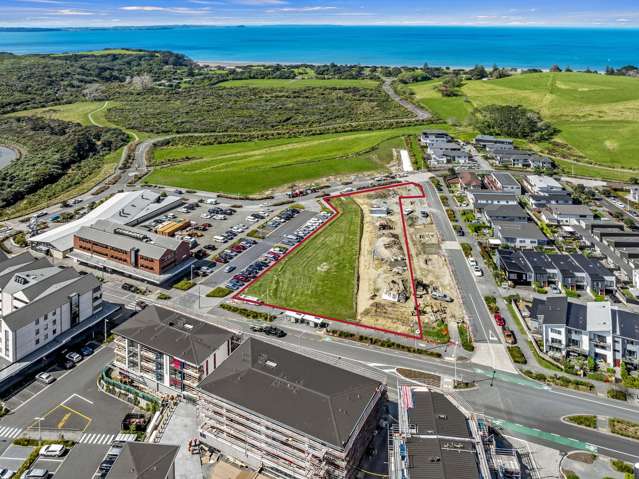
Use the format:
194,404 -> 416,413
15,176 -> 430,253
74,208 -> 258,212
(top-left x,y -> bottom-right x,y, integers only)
493,221 -> 548,248
105,442 -> 179,479
113,306 -> 233,396
483,172 -> 521,195
389,384 -> 490,479
28,190 -> 182,258
541,204 -> 594,225
197,338 -> 385,479
71,219 -> 194,284
530,296 -> 639,368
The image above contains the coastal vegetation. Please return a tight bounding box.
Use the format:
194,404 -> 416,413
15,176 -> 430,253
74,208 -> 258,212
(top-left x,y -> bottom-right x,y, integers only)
246,197 -> 362,320
0,117 -> 127,211
470,104 -> 557,141
104,83 -> 412,134
409,71 -> 639,179
145,127 -> 421,194
217,78 -> 379,89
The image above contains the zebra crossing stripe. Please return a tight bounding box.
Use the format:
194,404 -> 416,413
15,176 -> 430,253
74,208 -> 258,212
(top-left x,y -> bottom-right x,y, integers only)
0,426 -> 22,438
81,433 -> 116,444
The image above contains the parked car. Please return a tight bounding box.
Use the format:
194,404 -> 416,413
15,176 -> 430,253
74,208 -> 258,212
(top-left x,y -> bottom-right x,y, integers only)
263,326 -> 286,338
59,358 -> 75,370
467,258 -> 478,268
503,328 -> 516,345
224,265 -> 236,273
121,283 -> 135,292
549,285 -> 561,295
35,372 -> 55,385
473,266 -> 483,277
40,444 -> 65,457
0,469 -> 15,479
66,352 -> 82,363
80,345 -> 94,356
494,313 -> 505,327
20,469 -> 48,479
431,291 -> 453,302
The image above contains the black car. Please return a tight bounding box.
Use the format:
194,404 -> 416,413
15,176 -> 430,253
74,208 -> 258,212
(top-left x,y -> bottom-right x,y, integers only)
121,283 -> 135,292
60,358 -> 75,369
263,326 -> 286,338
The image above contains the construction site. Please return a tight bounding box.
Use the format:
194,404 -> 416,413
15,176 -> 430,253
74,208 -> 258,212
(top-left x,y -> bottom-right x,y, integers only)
353,183 -> 463,337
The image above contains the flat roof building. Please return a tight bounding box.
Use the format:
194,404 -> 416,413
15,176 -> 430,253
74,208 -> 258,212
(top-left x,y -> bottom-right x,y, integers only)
197,338 -> 385,479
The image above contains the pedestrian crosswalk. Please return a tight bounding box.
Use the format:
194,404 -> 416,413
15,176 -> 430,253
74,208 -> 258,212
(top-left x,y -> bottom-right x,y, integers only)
79,432 -> 137,445
0,426 -> 23,438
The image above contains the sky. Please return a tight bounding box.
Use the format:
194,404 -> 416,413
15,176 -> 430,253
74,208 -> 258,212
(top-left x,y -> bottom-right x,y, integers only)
2,0 -> 639,27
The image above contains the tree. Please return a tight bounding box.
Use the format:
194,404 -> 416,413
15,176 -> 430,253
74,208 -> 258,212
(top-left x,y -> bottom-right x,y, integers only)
438,74 -> 463,97
470,104 -> 558,141
587,356 -> 596,372
550,64 -> 562,72
629,177 -> 639,185
468,64 -> 488,80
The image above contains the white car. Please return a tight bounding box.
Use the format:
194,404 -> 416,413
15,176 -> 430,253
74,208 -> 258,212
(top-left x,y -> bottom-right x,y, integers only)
467,258 -> 478,268
66,352 -> 82,363
200,213 -> 212,219
473,266 -> 483,277
39,444 -> 65,457
205,198 -> 218,205
35,372 -> 55,385
0,468 -> 15,479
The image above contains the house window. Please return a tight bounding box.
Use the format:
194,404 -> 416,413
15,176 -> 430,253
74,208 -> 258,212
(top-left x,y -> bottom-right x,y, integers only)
52,319 -> 57,325
550,328 -> 562,335
35,318 -> 39,325
44,333 -> 48,341
44,324 -> 48,331
35,338 -> 39,345
35,329 -> 39,336
52,329 -> 56,335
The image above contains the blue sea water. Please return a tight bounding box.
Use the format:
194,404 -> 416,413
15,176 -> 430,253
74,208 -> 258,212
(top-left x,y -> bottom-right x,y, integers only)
0,25 -> 638,69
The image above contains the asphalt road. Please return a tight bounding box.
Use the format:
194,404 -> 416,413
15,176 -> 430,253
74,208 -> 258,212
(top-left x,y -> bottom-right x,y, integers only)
382,79 -> 431,120
423,180 -> 501,344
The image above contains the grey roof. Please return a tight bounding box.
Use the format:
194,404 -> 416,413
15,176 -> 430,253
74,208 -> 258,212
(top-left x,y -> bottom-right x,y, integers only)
407,391 -> 471,438
569,254 -> 613,280
520,250 -> 556,274
475,135 -> 513,144
3,273 -> 99,331
0,253 -> 50,289
404,437 -> 480,479
481,204 -> 528,220
494,221 -> 547,241
469,192 -> 518,203
530,296 -> 571,326
497,249 -> 532,275
76,219 -> 184,260
490,172 -> 520,188
113,306 -> 232,366
614,309 -> 639,341
548,254 -> 581,279
106,442 -> 179,479
198,338 -> 382,449
548,204 -> 593,216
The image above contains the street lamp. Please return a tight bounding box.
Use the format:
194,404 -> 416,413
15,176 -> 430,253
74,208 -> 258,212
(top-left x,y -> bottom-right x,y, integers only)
34,417 -> 44,446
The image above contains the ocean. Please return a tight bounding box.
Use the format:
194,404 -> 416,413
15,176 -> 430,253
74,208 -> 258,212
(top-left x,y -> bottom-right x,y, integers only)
1,25 -> 638,69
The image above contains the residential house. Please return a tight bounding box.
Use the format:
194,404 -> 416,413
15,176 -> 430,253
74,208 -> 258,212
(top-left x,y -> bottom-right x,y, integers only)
451,171 -> 482,190
491,150 -> 553,169
466,191 -> 519,208
483,172 -> 521,195
569,253 -> 616,295
522,175 -> 564,195
542,204 -> 594,225
113,306 -> 233,397
428,142 -> 469,165
493,221 -> 548,248
531,296 -> 639,367
197,338 -> 385,479
474,135 -> 514,148
529,193 -> 573,209
481,204 -> 529,226
419,130 -> 451,146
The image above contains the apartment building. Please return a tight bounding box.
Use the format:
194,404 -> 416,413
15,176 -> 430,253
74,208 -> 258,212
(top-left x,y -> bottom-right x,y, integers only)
113,306 -> 233,396
197,338 -> 385,479
72,219 -> 192,284
531,296 -> 639,368
0,253 -> 103,364
389,384 -> 490,479
105,442 -> 179,479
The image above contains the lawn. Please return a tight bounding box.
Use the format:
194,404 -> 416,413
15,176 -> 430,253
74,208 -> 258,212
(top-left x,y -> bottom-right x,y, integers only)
145,127 -> 422,194
245,196 -> 362,320
8,101 -> 106,126
409,72 -> 639,175
217,79 -> 379,89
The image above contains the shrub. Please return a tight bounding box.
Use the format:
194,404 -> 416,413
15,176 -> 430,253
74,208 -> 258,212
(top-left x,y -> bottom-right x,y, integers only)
566,415 -> 596,429
172,279 -> 195,291
609,418 -> 639,440
219,303 -> 275,322
460,242 -> 473,258
470,104 -> 557,141
507,346 -> 527,364
328,330 -> 442,358
607,389 -> 627,401
157,292 -> 171,300
458,323 -> 474,352
611,459 -> 634,474
207,287 -> 232,298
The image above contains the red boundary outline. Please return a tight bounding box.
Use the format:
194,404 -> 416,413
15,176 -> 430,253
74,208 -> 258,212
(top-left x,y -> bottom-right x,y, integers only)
232,181 -> 427,340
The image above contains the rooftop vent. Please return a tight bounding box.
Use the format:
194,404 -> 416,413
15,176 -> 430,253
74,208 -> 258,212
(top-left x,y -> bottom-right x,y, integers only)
438,414 -> 448,420
428,457 -> 441,463
265,360 -> 277,368
184,323 -> 193,330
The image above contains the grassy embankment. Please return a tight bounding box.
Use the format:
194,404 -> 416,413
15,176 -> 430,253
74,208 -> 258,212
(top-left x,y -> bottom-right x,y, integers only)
217,79 -> 380,89
145,126 -> 423,195
246,197 -> 362,320
409,72 -> 639,181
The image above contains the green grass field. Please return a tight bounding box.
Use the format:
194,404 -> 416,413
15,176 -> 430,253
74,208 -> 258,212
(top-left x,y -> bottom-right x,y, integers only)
246,196 -> 362,319
8,101 -> 154,141
409,72 -> 639,177
217,79 -> 379,89
145,126 -> 422,194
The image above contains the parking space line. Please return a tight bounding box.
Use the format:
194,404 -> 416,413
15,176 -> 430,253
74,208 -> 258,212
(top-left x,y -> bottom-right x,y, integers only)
66,393 -> 94,405
60,404 -> 92,422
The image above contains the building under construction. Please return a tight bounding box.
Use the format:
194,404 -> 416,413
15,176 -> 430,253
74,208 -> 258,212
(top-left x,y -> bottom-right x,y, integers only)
196,338 -> 385,479
388,383 -> 492,479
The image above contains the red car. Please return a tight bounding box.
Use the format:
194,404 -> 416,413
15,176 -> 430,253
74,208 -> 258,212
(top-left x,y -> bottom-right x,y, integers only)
231,245 -> 246,253
494,313 -> 505,327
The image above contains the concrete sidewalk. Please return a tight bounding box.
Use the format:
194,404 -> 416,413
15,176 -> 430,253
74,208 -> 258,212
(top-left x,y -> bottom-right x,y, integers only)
160,401 -> 203,479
